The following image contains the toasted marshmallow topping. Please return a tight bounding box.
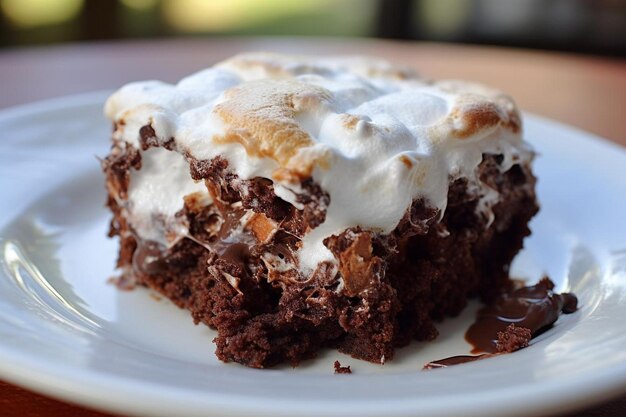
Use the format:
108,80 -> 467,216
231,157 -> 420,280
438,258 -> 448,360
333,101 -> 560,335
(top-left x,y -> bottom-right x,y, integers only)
105,52 -> 532,272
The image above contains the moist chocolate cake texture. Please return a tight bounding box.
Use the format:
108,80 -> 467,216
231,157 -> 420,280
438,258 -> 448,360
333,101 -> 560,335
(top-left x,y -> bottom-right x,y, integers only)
103,53 -> 538,368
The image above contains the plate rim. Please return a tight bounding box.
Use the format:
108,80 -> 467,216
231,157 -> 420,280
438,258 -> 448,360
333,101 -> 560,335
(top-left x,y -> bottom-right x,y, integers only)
1,340 -> 626,417
0,92 -> 625,417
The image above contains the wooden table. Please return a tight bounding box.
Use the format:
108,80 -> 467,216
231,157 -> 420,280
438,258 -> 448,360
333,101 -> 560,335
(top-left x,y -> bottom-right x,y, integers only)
0,38 -> 625,417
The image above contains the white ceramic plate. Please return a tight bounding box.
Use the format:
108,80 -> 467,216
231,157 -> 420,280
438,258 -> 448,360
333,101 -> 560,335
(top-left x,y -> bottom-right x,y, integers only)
0,92 -> 625,417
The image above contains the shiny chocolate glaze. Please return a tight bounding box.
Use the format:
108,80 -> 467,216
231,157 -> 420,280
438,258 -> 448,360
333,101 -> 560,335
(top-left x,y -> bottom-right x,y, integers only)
423,354 -> 491,369
466,277 -> 577,354
424,277 -> 578,369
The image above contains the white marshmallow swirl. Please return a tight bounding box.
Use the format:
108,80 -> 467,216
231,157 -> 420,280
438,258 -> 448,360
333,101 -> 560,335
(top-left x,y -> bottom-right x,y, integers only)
105,52 -> 533,272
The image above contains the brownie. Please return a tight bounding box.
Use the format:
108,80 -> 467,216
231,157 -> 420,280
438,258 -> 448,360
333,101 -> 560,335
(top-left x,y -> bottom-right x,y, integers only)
102,53 -> 538,368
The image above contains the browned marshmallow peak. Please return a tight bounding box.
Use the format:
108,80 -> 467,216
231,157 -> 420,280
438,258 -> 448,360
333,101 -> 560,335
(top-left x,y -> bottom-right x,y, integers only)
104,52 -> 532,272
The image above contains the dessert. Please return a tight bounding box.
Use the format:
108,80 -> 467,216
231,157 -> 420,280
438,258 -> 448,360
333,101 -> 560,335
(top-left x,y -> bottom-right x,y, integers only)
102,52 -> 538,368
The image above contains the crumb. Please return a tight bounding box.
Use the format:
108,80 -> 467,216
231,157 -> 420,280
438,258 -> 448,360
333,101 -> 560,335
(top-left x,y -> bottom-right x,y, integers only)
333,360 -> 352,374
562,293 -> 579,313
149,292 -> 162,301
107,275 -> 136,291
538,275 -> 555,290
496,324 -> 532,353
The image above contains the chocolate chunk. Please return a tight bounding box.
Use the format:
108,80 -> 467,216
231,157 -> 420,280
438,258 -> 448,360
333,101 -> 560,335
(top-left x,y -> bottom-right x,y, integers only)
326,229 -> 383,297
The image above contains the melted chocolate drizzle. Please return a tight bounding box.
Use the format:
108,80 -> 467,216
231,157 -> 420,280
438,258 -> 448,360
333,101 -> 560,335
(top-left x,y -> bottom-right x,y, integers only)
423,354 -> 490,369
220,242 -> 252,270
132,240 -> 168,275
424,277 -> 578,369
466,277 -> 578,354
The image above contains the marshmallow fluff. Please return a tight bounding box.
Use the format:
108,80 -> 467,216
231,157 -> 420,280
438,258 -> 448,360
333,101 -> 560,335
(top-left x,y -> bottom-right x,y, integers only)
104,52 -> 533,272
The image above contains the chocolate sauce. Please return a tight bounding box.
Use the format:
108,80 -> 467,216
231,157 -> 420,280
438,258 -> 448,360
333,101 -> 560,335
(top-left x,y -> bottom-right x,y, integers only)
466,277 -> 577,354
423,354 -> 490,369
220,242 -> 252,270
424,277 -> 578,369
218,210 -> 245,240
132,240 -> 168,275
205,187 -> 255,272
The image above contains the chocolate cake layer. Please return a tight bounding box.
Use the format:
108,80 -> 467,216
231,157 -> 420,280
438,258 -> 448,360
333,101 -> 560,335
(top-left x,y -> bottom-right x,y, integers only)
104,140 -> 537,367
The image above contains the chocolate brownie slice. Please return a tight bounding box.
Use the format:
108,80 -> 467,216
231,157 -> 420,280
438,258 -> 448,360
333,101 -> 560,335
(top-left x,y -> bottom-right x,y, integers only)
103,53 -> 537,368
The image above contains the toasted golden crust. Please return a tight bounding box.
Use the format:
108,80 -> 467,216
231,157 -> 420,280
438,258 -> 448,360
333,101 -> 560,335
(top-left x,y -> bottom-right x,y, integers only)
213,80 -> 332,179
106,53 -> 524,187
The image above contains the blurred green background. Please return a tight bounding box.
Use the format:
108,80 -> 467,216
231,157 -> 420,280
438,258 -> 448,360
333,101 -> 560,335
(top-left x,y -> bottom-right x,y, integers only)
0,0 -> 624,56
